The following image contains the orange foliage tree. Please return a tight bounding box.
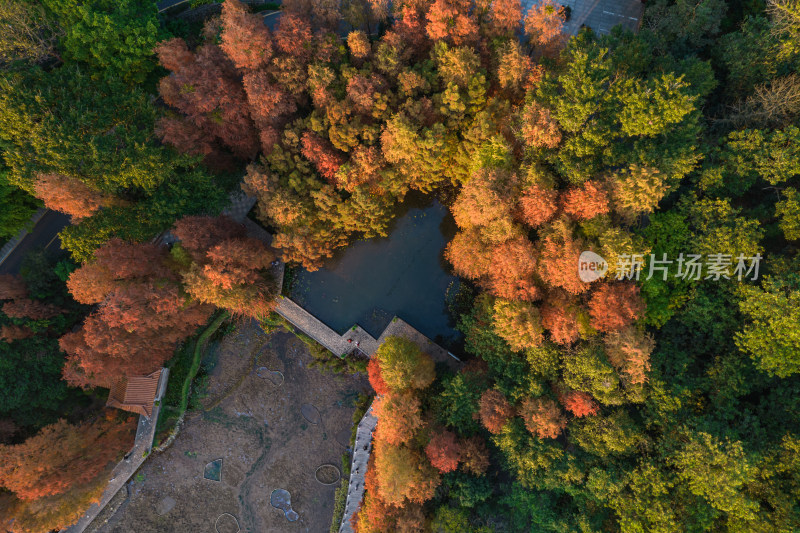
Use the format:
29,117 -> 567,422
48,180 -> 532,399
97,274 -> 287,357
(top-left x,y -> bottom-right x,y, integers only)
523,0 -> 566,47
425,430 -> 461,473
540,291 -> 582,344
374,439 -> 441,506
478,389 -> 514,434
33,173 -> 116,221
0,415 -> 134,501
588,283 -> 645,333
516,184 -> 559,227
558,390 -> 600,417
219,0 -> 272,71
373,391 -> 423,446
425,0 -> 478,45
560,180 -> 610,220
520,102 -> 562,149
0,324 -> 33,343
519,396 -> 567,439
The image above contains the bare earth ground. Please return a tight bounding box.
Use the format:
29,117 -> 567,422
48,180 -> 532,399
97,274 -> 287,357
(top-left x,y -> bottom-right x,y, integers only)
94,321 -> 369,533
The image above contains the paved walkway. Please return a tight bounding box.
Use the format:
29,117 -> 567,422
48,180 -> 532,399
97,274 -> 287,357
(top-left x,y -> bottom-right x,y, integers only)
338,404 -> 377,533
64,369 -> 169,533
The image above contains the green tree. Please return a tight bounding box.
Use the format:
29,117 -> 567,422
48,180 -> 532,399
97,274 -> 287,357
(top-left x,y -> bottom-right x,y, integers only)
735,273 -> 800,377
43,0 -> 162,83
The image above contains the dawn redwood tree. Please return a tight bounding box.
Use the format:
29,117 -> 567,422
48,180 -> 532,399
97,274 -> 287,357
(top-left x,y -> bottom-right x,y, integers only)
219,0 -> 273,71
374,336 -> 436,391
519,102 -> 562,149
478,389 -> 514,434
425,0 -> 479,46
171,215 -> 245,261
425,430 -> 461,473
373,391 -> 424,446
540,291 -> 581,344
367,358 -> 390,395
604,326 -> 654,385
60,283 -> 212,388
519,396 -> 567,439
588,283 -> 645,332
374,438 -> 440,506
0,415 -> 134,501
536,227 -> 588,295
488,0 -> 523,38
2,299 -> 62,320
561,180 -> 610,220
487,237 -> 540,301
33,173 -> 116,221
445,228 -> 494,279
0,324 -> 33,343
300,131 -> 346,183
559,390 -> 600,417
523,0 -> 566,48
176,217 -> 277,318
516,184 -> 559,227
0,275 -> 27,300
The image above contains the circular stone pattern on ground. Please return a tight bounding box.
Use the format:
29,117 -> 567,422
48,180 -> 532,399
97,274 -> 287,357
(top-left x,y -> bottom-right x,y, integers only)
315,464 -> 341,485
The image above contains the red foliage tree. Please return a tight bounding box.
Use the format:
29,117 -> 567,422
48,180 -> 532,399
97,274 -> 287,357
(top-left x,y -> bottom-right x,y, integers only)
519,396 -> 567,439
588,283 -> 645,333
0,275 -> 27,300
520,102 -> 561,148
524,0 -> 566,47
487,237 -> 540,301
561,180 -> 610,220
0,324 -> 33,343
367,358 -> 390,395
558,390 -> 599,417
156,40 -> 259,160
536,230 -> 588,295
33,173 -> 114,221
488,0 -> 523,37
67,239 -> 171,305
425,430 -> 461,473
2,299 -> 62,320
242,70 -> 296,133
300,131 -> 346,182
540,291 -> 581,344
478,389 -> 514,434
373,391 -> 424,446
517,184 -> 558,227
274,13 -> 314,61
459,435 -> 490,475
61,285 -> 212,388
171,215 -> 246,261
220,0 -> 272,71
0,415 -> 134,501
426,0 -> 479,45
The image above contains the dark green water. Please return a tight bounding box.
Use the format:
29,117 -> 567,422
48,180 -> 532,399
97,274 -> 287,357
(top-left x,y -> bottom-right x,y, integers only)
288,199 -> 461,345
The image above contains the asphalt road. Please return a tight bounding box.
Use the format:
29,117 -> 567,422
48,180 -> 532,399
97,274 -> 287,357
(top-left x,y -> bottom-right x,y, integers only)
0,210 -> 70,274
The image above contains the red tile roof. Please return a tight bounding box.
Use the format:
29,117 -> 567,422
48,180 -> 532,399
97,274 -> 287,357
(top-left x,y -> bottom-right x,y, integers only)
106,369 -> 163,418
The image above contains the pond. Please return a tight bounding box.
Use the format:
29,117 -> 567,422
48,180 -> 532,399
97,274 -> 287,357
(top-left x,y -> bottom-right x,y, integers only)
288,198 -> 462,346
